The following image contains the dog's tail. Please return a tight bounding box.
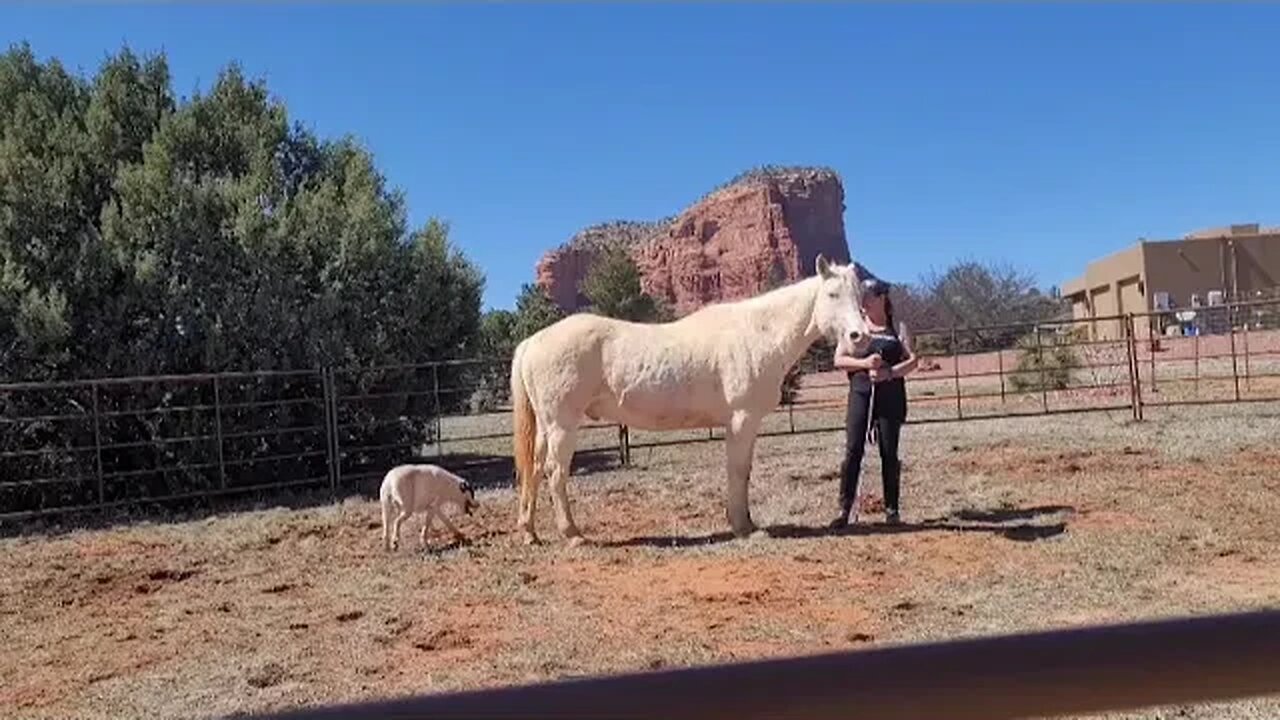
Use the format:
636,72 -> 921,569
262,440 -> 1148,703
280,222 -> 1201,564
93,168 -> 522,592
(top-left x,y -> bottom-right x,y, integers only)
511,340 -> 537,503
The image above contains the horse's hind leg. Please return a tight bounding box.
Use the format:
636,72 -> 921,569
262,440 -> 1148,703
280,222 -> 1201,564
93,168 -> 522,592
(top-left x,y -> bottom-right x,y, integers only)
544,422 -> 585,546
391,508 -> 411,551
518,429 -> 548,545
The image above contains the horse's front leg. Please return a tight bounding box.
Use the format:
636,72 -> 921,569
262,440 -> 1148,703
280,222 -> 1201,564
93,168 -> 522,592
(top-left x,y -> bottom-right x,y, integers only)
724,409 -> 764,539
545,422 -> 586,546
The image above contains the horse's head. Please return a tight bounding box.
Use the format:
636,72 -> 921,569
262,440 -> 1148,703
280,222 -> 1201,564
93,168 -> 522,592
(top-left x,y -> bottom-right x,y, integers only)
812,254 -> 871,352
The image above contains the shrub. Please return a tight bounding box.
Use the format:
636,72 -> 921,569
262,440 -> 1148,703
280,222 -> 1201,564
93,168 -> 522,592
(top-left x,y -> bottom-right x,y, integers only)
1009,329 -> 1083,392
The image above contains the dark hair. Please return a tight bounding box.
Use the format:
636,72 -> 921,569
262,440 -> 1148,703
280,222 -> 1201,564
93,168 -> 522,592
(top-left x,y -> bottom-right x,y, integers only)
861,278 -> 896,335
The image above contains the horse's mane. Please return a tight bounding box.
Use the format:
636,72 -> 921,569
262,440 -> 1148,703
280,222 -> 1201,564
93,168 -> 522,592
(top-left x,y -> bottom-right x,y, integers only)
671,273 -> 821,324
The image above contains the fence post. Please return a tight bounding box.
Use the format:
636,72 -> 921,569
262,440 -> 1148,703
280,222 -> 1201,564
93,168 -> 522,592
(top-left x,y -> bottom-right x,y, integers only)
997,348 -> 1006,407
1131,313 -> 1152,420
327,368 -> 343,491
1243,311 -> 1252,393
319,369 -> 334,493
951,324 -> 962,420
1123,315 -> 1137,421
1228,303 -> 1241,402
213,375 -> 226,490
91,382 -> 104,507
1034,325 -> 1049,413
432,363 -> 444,460
1194,330 -> 1201,398
1148,317 -> 1157,394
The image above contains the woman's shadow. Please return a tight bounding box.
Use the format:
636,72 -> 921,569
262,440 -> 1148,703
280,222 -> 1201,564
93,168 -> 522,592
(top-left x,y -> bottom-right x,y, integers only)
602,504 -> 1073,549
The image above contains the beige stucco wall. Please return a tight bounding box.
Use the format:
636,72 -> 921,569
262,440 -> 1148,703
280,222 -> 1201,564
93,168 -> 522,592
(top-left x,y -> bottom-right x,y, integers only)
1064,230 -> 1280,341
1063,243 -> 1146,340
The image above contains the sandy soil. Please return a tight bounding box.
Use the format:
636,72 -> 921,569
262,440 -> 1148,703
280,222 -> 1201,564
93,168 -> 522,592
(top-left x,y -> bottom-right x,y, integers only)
3,405 -> 1280,719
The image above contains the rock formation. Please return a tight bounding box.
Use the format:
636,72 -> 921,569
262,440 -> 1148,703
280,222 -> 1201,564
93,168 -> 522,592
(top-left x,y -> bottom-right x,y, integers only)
535,166 -> 868,317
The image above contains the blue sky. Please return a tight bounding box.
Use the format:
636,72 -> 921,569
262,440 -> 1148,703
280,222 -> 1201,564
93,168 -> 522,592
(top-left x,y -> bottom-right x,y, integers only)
6,3 -> 1279,311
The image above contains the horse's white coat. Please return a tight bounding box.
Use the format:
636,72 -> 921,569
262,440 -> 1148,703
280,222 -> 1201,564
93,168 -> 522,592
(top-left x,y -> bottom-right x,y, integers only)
379,463 -> 478,551
509,255 -> 870,546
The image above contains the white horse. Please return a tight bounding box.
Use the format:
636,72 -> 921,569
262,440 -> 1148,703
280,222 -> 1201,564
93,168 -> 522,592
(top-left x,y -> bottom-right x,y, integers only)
509,255 -> 871,546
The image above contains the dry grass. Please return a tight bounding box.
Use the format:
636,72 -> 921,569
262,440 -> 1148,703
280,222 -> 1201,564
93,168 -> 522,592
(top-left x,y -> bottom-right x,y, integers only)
3,403 -> 1280,719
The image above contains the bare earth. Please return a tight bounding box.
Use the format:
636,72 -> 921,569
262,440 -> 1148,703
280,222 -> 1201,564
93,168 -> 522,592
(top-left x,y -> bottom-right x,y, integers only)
4,404 -> 1280,719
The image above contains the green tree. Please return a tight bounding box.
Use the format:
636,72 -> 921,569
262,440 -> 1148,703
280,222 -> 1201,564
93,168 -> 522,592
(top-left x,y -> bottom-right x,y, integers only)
513,282 -> 566,340
0,43 -> 486,515
467,284 -> 566,412
580,242 -> 671,322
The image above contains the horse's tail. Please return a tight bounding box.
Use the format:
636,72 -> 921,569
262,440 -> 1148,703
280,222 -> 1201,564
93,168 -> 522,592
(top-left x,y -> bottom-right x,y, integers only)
510,340 -> 537,501
379,472 -> 395,551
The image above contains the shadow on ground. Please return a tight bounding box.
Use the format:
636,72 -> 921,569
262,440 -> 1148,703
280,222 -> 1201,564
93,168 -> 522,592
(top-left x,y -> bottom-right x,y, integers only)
3,449 -> 624,540
604,504 -> 1074,549
430,448 -> 621,491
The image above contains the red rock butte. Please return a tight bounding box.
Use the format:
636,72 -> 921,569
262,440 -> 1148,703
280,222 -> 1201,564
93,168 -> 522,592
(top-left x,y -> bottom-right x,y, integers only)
535,166 -> 871,317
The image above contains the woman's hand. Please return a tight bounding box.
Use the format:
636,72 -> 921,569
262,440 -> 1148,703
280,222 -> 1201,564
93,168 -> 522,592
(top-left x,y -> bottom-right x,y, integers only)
869,367 -> 893,383
833,351 -> 884,372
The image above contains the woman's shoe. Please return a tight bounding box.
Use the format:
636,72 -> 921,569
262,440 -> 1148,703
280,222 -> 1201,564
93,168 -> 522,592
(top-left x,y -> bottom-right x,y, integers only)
885,509 -> 902,525
829,507 -> 855,529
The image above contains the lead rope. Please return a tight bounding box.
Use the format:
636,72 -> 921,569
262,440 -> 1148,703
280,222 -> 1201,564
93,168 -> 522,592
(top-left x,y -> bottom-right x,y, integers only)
865,381 -> 878,447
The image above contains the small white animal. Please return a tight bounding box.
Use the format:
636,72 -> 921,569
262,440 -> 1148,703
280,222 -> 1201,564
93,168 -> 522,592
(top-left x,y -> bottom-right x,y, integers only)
379,463 -> 478,551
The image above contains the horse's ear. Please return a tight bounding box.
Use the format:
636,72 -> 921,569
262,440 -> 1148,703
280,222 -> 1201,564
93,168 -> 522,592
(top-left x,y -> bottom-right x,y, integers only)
815,254 -> 834,279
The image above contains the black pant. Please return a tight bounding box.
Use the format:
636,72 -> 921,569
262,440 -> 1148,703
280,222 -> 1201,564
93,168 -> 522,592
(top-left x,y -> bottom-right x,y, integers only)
839,388 -> 903,515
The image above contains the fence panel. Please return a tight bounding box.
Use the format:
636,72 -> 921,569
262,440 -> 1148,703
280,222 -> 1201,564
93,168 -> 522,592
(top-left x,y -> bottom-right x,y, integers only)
0,370 -> 329,522
781,314 -> 1137,434
10,298 -> 1280,521
1133,297 -> 1280,410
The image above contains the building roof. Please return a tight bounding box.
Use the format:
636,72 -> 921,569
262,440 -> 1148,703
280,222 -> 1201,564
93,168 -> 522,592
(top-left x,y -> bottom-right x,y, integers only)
1181,223 -> 1280,240
1062,222 -> 1280,297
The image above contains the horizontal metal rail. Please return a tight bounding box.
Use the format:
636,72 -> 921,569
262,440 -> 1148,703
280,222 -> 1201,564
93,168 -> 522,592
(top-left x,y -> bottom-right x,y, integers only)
9,305 -> 1280,519
0,366 -> 323,393
250,609 -> 1280,720
0,476 -> 329,523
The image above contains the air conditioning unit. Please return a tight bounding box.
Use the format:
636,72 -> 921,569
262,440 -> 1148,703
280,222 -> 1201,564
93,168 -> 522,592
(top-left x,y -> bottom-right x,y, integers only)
1207,290 -> 1225,306
1153,291 -> 1171,311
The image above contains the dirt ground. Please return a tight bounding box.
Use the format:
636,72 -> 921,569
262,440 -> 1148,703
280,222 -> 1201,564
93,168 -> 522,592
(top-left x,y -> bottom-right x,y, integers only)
4,403 -> 1280,719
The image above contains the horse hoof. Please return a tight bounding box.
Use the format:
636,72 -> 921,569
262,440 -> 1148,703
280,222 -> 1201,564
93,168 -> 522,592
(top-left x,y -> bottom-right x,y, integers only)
565,535 -> 589,548
749,529 -> 770,541
522,532 -> 540,546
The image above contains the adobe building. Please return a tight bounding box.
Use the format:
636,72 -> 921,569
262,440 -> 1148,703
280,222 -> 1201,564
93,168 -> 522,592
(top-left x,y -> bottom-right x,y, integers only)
1061,223 -> 1280,340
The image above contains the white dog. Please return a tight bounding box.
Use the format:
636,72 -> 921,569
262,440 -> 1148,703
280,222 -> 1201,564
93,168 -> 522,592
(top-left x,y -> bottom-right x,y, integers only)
379,463 -> 478,551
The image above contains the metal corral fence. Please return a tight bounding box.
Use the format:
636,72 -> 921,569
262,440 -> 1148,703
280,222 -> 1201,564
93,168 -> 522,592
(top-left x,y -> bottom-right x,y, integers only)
5,297 -> 1280,522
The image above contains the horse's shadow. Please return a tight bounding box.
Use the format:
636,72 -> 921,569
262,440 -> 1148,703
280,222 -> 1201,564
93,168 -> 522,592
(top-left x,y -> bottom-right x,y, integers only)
602,504 -> 1074,549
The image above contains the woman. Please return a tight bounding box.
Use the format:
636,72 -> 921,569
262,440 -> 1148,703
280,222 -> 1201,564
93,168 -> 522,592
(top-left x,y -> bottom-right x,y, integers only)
829,277 -> 919,528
